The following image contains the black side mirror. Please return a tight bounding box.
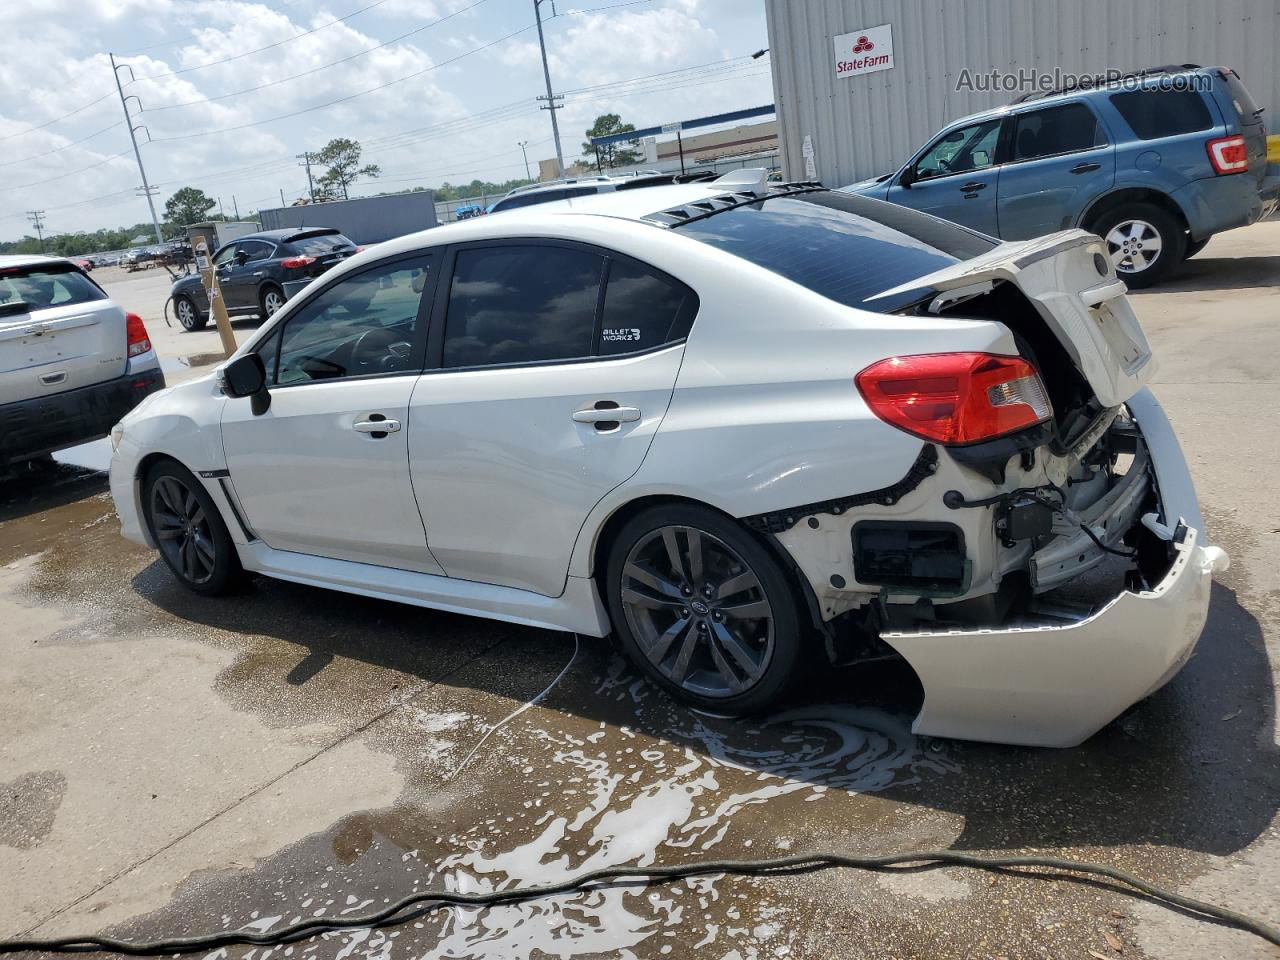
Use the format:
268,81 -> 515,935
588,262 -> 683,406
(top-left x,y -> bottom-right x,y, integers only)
234,250 -> 249,265
899,166 -> 917,189
222,353 -> 271,415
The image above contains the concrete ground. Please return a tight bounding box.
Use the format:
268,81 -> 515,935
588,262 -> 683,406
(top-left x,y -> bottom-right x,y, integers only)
1,224 -> 1278,959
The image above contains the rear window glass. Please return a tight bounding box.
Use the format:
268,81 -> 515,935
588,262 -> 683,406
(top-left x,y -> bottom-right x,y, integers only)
1109,88 -> 1213,139
674,192 -> 995,313
0,264 -> 106,311
492,190 -> 563,212
289,233 -> 355,255
1220,70 -> 1261,125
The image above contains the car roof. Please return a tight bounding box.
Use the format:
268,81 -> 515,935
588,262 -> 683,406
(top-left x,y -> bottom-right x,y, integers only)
0,254 -> 74,269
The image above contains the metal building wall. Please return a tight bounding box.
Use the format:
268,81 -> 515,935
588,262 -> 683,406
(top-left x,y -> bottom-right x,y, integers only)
260,190 -> 438,245
764,0 -> 1280,186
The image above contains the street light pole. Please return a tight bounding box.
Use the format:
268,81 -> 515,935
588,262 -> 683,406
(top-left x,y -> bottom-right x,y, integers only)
533,0 -> 565,178
518,140 -> 531,180
110,53 -> 164,246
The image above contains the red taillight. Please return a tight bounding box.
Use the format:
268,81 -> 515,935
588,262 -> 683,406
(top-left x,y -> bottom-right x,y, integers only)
280,255 -> 315,269
125,311 -> 151,358
1206,134 -> 1249,174
855,353 -> 1053,446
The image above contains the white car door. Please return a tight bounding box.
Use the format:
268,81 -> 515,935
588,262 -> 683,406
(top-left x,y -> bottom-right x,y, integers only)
221,252 -> 445,574
408,241 -> 696,597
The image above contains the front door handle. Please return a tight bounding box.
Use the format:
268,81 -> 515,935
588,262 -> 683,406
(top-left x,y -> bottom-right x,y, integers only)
1070,162 -> 1101,174
353,417 -> 402,435
573,406 -> 641,425
959,181 -> 988,192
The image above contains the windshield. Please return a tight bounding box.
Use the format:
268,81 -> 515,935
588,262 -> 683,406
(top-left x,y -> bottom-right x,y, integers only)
0,263 -> 106,312
673,191 -> 997,313
289,232 -> 356,255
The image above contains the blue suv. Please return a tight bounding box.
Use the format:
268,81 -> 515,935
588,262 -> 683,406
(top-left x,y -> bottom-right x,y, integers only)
843,65 -> 1278,286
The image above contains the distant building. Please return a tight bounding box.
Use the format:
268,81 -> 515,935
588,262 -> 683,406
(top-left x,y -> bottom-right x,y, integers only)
538,119 -> 779,181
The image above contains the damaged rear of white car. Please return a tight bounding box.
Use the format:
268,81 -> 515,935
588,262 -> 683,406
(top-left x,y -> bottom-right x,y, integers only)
642,188 -> 1225,748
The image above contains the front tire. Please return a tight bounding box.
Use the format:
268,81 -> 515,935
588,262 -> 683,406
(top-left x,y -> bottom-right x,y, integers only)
173,294 -> 206,331
143,460 -> 243,596
604,504 -> 804,715
1090,203 -> 1186,288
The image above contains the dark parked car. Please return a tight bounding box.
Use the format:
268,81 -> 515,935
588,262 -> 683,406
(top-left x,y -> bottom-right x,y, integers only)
169,228 -> 359,331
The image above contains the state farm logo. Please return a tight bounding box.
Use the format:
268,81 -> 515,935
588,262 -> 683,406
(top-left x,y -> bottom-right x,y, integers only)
833,23 -> 894,79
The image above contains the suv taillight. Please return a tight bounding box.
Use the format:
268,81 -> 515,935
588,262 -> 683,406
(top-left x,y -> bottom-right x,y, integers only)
856,353 -> 1052,446
1206,134 -> 1249,174
280,255 -> 315,269
126,312 -> 151,358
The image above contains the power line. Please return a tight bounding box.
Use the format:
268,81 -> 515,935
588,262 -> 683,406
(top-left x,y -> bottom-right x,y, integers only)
126,0 -> 401,82
0,151 -> 134,193
0,91 -> 117,144
114,0 -> 324,54
143,0 -> 490,113
149,23 -> 538,143
0,121 -> 125,169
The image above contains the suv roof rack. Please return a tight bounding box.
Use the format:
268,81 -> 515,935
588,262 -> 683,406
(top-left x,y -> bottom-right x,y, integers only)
643,181 -> 825,228
1011,63 -> 1203,104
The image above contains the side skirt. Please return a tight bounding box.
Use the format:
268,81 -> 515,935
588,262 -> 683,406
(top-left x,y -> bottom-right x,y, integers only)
238,542 -> 611,637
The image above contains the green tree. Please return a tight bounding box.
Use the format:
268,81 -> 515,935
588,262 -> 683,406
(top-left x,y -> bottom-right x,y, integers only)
581,113 -> 641,169
315,138 -> 381,200
163,187 -> 217,229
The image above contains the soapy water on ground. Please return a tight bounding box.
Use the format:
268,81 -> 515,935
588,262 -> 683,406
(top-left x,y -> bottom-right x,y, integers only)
310,658 -> 960,959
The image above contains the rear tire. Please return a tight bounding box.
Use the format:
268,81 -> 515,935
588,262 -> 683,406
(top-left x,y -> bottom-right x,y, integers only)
174,294 -> 206,331
143,460 -> 243,596
603,503 -> 804,715
1089,203 -> 1186,289
260,284 -> 286,319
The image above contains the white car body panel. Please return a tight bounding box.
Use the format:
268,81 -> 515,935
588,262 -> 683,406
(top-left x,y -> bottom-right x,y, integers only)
221,374 -> 444,575
408,345 -> 685,597
108,180 -> 1224,748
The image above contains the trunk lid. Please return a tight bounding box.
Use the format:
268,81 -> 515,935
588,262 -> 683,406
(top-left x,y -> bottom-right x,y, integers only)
0,264 -> 127,406
869,230 -> 1153,408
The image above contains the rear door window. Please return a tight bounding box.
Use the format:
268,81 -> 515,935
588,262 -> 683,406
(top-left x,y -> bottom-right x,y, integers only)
0,264 -> 106,311
1010,102 -> 1107,159
598,259 -> 693,355
1108,88 -> 1213,139
442,245 -> 603,367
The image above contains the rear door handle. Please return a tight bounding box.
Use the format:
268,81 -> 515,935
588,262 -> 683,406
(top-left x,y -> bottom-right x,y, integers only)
573,406 -> 641,425
1070,162 -> 1101,174
353,417 -> 401,435
959,181 -> 987,192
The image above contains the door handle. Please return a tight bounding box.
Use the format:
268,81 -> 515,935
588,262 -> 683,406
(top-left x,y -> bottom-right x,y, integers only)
252,271 -> 264,277
959,181 -> 988,192
353,417 -> 402,435
573,406 -> 641,425
1070,162 -> 1101,174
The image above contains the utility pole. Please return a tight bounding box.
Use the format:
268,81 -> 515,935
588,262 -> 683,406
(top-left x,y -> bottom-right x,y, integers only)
296,152 -> 316,201
533,0 -> 565,178
26,210 -> 47,253
110,53 -> 164,246
232,195 -> 240,220
218,196 -> 225,218
280,188 -> 286,206
518,140 -> 531,181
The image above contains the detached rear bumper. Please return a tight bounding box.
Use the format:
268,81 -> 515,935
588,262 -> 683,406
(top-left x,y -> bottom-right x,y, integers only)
0,365 -> 165,466
881,389 -> 1226,748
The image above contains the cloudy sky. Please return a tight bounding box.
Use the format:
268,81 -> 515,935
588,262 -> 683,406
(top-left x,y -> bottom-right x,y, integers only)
0,0 -> 772,240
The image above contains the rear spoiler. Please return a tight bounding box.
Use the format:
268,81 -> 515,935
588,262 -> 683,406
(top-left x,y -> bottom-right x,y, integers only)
283,228 -> 342,243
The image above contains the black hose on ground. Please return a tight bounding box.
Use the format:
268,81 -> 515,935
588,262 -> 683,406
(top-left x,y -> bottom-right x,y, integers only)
2,849 -> 1276,954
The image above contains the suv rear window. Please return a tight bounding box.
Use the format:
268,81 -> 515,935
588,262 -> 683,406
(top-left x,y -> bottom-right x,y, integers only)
289,233 -> 355,255
1219,69 -> 1262,125
0,264 -> 106,311
1109,88 -> 1213,139
674,191 -> 996,313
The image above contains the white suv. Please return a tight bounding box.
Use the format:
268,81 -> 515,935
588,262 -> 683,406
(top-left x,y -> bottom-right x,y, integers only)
107,174 -> 1224,747
1,255 -> 162,471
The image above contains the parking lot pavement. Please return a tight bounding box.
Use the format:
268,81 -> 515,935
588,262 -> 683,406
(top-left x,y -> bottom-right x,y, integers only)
2,223 -> 1278,959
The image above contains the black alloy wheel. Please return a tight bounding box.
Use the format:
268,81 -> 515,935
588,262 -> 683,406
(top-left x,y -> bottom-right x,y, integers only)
606,505 -> 803,714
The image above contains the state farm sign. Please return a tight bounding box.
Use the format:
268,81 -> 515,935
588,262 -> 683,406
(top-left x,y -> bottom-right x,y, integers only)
833,23 -> 894,79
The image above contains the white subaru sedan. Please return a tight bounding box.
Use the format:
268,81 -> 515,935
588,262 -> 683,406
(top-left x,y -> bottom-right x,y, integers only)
108,171 -> 1226,747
